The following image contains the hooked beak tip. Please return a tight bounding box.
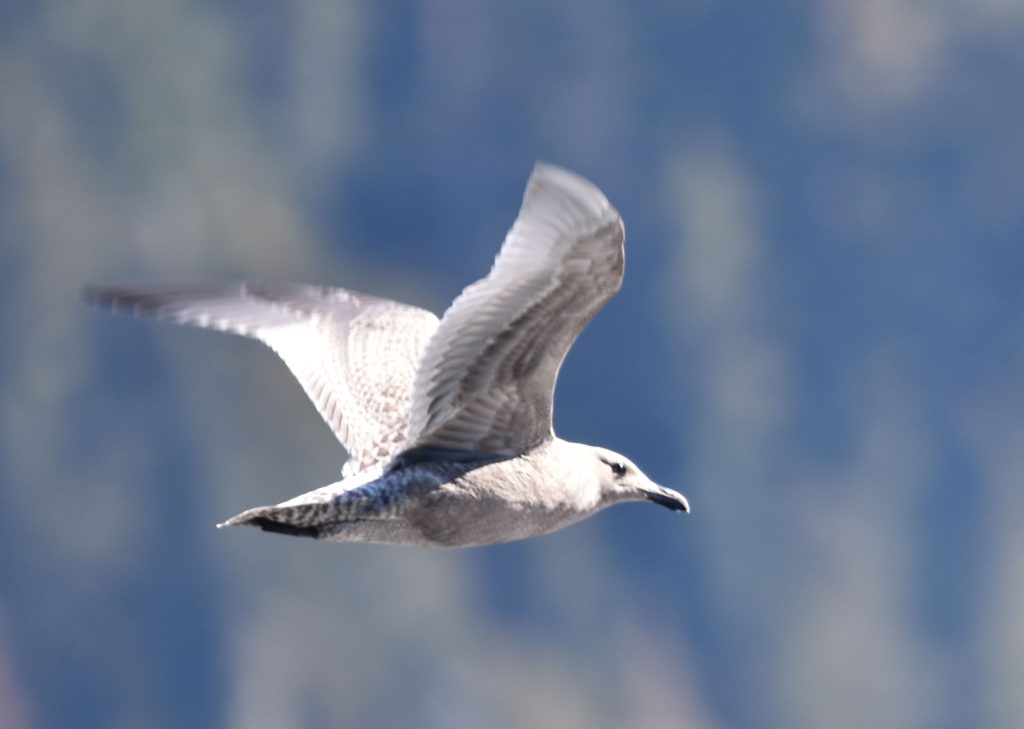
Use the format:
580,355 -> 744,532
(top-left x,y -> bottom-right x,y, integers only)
644,486 -> 690,514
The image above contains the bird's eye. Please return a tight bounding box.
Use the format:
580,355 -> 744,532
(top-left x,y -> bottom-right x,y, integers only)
610,461 -> 627,477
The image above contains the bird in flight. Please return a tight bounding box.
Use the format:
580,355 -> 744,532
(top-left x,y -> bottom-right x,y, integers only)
87,163 -> 689,548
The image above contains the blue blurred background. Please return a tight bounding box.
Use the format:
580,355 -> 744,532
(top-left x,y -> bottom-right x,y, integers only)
2,1 -> 1023,727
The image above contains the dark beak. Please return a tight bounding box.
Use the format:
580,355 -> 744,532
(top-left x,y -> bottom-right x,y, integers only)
642,485 -> 690,513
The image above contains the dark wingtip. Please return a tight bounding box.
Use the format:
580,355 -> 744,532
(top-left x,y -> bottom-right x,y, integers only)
82,284 -> 144,313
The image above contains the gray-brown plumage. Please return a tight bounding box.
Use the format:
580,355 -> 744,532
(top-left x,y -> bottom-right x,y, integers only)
87,163 -> 689,548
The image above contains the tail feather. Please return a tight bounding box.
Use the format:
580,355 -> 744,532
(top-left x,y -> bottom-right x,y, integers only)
247,517 -> 321,538
218,505 -> 321,539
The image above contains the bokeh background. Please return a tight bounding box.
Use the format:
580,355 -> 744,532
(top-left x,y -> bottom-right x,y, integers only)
2,1 -> 1023,727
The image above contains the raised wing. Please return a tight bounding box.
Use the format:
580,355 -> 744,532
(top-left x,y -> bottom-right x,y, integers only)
86,282 -> 439,475
403,163 -> 624,455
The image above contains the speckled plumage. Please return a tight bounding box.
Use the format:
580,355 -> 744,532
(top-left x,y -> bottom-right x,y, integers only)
88,163 -> 689,549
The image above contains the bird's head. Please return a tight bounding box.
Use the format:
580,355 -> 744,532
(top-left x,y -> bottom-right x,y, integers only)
589,446 -> 690,513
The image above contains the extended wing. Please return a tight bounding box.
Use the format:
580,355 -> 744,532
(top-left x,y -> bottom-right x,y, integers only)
87,282 -> 439,475
403,163 -> 624,455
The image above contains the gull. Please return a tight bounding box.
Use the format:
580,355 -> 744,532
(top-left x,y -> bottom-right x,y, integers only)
87,163 -> 689,548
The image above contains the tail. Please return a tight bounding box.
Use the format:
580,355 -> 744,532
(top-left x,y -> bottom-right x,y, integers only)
218,505 -> 322,539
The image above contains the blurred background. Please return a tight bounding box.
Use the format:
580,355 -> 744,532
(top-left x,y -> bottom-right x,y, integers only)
2,1 -> 1023,727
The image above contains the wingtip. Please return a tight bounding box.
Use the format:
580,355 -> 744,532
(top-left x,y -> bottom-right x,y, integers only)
531,160 -> 563,176
530,161 -> 598,192
81,283 -> 144,313
524,161 -> 617,222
